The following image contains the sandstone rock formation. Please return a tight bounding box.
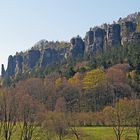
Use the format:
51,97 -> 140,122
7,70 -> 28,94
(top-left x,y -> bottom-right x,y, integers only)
6,55 -> 16,77
15,55 -> 23,75
40,48 -> 59,67
27,50 -> 40,69
69,36 -> 85,58
85,27 -> 105,54
121,21 -> 136,45
2,12 -> 140,77
107,24 -> 121,47
1,64 -> 5,78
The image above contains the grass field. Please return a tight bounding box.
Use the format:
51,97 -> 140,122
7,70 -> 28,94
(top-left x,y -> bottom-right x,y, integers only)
69,127 -> 136,140
1,126 -> 136,140
33,127 -> 136,140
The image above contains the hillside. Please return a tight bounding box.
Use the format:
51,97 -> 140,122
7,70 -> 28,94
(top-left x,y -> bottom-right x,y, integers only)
0,12 -> 140,140
1,12 -> 140,81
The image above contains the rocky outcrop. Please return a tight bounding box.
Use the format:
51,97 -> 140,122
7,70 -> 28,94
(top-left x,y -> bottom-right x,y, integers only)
1,64 -> 6,78
107,24 -> 121,47
85,29 -> 94,47
6,55 -> 16,77
3,43 -> 68,77
85,27 -> 105,54
40,48 -> 59,67
15,55 -> 23,75
27,50 -> 40,69
2,12 -> 140,78
69,36 -> 85,58
121,21 -> 136,45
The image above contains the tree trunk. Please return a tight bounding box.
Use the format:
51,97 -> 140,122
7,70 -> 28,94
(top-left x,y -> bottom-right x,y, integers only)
74,132 -> 80,140
137,134 -> 139,140
118,135 -> 121,140
71,128 -> 80,140
136,127 -> 140,140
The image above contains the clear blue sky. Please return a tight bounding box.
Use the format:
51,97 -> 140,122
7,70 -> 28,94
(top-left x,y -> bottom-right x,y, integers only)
0,0 -> 140,68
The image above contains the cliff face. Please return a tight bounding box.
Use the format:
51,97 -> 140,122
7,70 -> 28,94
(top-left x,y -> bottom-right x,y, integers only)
27,50 -> 40,69
69,36 -> 85,58
1,64 -> 5,78
121,21 -> 137,45
6,55 -> 16,77
2,12 -> 140,77
85,27 -> 105,54
15,55 -> 23,74
107,24 -> 121,47
40,48 -> 60,67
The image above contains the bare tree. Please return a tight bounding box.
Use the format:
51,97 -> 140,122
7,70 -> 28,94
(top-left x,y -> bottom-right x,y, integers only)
103,101 -> 127,140
18,94 -> 43,140
0,87 -> 17,140
131,96 -> 140,140
45,111 -> 68,140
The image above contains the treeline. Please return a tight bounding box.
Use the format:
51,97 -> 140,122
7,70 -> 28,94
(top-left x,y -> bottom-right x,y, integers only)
11,63 -> 138,113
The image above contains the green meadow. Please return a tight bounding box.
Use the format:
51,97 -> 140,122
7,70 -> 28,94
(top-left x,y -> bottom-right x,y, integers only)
9,127 -> 136,140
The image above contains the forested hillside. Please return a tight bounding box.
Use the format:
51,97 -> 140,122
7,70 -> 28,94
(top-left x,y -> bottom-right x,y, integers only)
0,12 -> 140,140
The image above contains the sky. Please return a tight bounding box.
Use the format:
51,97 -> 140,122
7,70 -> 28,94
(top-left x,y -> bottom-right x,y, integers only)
0,0 -> 140,68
